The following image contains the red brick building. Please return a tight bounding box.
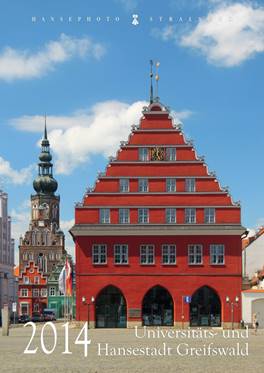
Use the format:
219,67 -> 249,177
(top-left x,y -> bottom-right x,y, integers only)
18,261 -> 47,317
71,98 -> 245,328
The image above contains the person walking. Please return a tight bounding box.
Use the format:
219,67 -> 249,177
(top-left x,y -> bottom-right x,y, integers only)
253,313 -> 259,334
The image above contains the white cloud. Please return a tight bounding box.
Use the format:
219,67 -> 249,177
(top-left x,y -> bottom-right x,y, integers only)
180,3 -> 264,67
0,156 -> 34,185
11,101 -> 192,175
115,0 -> 138,12
61,219 -> 75,260
11,201 -> 31,265
0,33 -> 105,81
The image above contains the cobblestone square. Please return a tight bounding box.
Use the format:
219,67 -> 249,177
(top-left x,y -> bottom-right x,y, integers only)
0,323 -> 263,373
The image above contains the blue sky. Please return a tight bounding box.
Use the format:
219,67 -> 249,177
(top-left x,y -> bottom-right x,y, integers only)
0,0 -> 263,263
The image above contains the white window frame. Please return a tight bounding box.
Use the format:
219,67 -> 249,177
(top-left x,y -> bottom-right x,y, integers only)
162,245 -> 176,264
34,276 -> 40,284
139,147 -> 149,161
185,208 -> 196,223
49,287 -> 56,296
114,245 -> 129,264
119,178 -> 129,192
188,245 -> 203,265
138,208 -> 149,223
210,244 -> 225,265
99,208 -> 110,224
140,245 -> 155,265
21,288 -> 28,297
119,208 -> 130,224
40,288 -> 47,297
166,208 -> 176,223
166,147 -> 176,161
205,208 -> 215,224
185,178 -> 196,192
166,178 -> 176,192
33,288 -> 39,298
139,178 -> 148,192
23,276 -> 29,284
92,244 -> 107,264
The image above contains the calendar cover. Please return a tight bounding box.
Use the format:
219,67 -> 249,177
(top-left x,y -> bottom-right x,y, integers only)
0,1 -> 263,372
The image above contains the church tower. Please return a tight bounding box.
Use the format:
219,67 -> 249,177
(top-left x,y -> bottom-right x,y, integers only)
19,121 -> 65,276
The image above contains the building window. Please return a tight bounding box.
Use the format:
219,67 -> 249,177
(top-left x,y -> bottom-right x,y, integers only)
114,245 -> 128,264
21,289 -> 28,297
56,253 -> 61,260
49,252 -> 55,260
29,252 -> 34,260
34,276 -> 40,284
166,178 -> 176,192
120,178 -> 129,192
140,245 -> 155,264
188,245 -> 203,265
205,208 -> 215,224
185,178 -> 196,192
162,245 -> 176,264
210,244 -> 225,265
139,147 -> 149,161
23,253 -> 28,260
166,148 -> 176,161
138,208 -> 149,223
139,178 -> 148,192
185,208 -> 196,223
23,276 -> 29,284
166,208 -> 176,223
49,287 -> 56,296
33,303 -> 39,312
92,244 -> 107,264
40,288 -> 47,297
99,209 -> 110,224
33,289 -> 39,297
119,208 -> 130,224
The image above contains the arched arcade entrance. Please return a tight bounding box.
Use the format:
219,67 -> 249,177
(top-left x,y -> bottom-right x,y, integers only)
95,285 -> 127,328
190,286 -> 221,327
142,285 -> 174,326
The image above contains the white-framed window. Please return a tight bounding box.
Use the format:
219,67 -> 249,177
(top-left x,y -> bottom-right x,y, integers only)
23,252 -> 28,260
162,245 -> 176,264
119,208 -> 130,224
33,289 -> 39,297
166,178 -> 176,192
29,252 -> 34,260
166,208 -> 176,223
40,288 -> 47,297
140,245 -> 155,264
114,245 -> 128,264
185,208 -> 196,223
33,303 -> 39,312
210,244 -> 225,264
20,303 -> 29,315
23,276 -> 29,284
139,178 -> 148,192
188,245 -> 203,265
49,287 -> 56,296
49,252 -> 55,260
205,208 -> 215,223
139,147 -> 149,161
92,244 -> 107,264
56,253 -> 61,260
138,208 -> 149,223
120,178 -> 129,192
99,208 -> 110,224
185,178 -> 196,192
166,147 -> 176,161
34,276 -> 40,284
21,288 -> 28,297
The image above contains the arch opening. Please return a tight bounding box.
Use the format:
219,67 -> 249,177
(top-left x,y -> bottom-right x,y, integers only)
190,286 -> 221,327
142,285 -> 174,326
95,285 -> 127,328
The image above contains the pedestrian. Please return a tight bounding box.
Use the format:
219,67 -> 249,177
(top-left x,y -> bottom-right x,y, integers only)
253,313 -> 259,334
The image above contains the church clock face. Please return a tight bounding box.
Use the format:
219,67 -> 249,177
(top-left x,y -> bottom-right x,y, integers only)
151,147 -> 165,161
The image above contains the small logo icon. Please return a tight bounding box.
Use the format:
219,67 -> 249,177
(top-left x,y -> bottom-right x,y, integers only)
132,14 -> 139,26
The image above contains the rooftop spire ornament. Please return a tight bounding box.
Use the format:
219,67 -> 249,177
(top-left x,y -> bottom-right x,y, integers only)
44,114 -> 47,140
155,61 -> 160,101
150,59 -> 154,104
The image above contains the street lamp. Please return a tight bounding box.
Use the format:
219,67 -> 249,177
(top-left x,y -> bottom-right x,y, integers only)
82,296 -> 95,329
226,296 -> 239,330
